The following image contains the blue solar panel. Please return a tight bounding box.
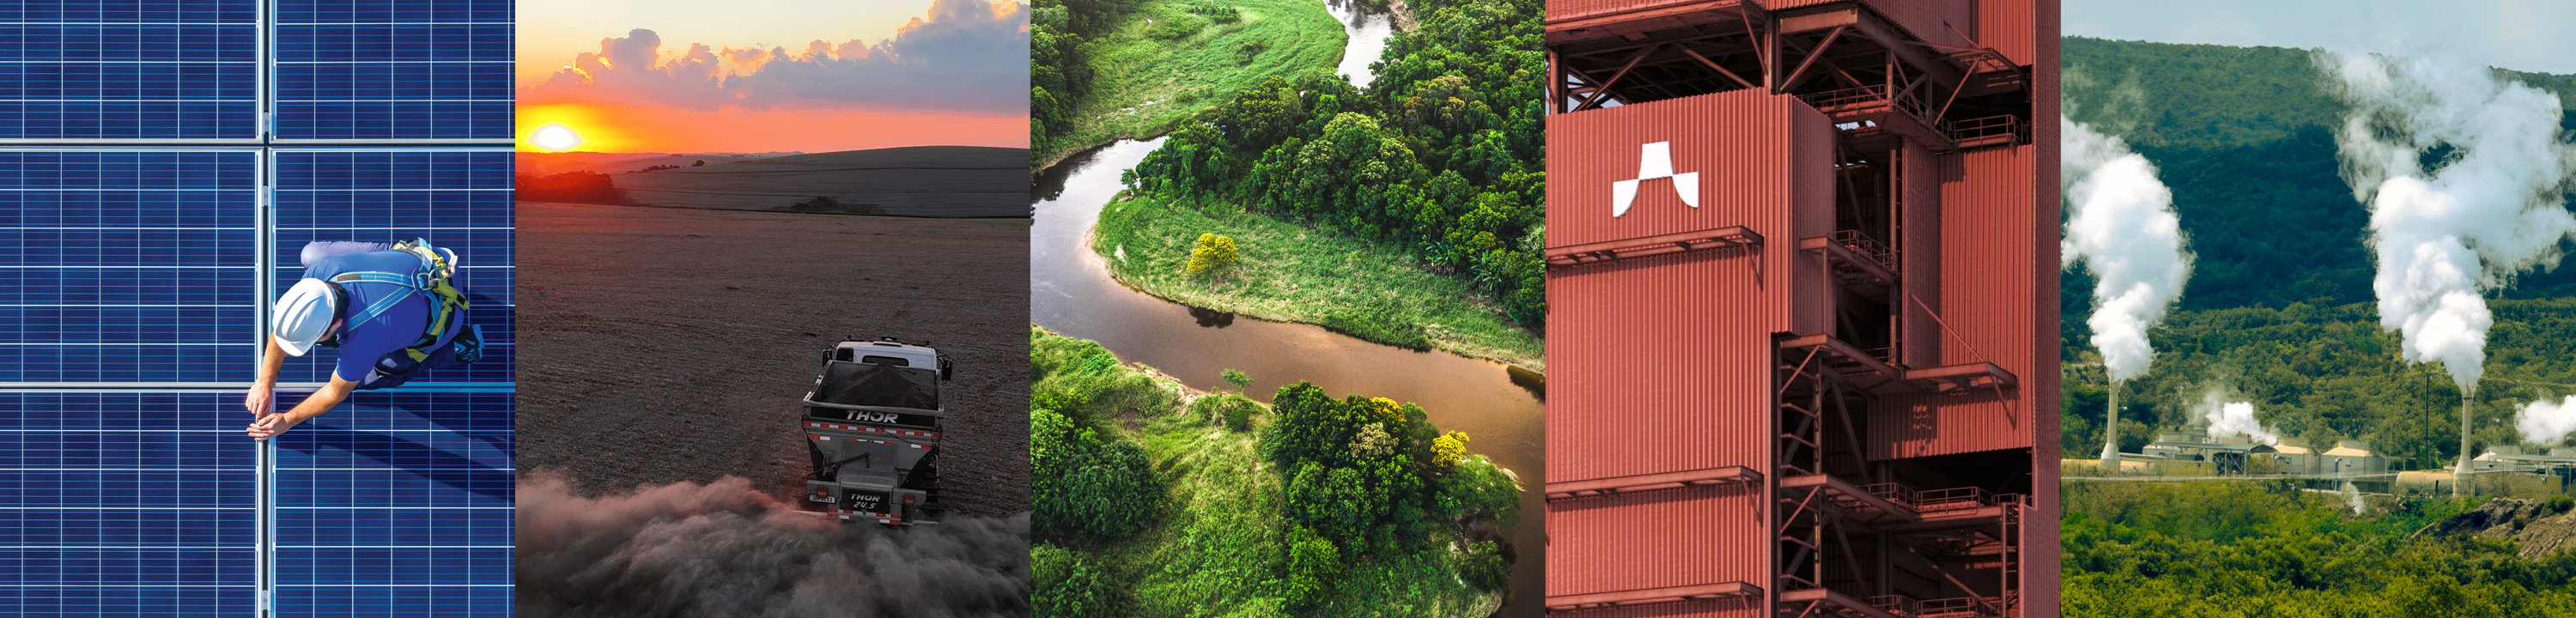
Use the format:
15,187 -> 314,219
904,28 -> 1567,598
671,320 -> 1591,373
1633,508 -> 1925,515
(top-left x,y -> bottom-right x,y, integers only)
3,3 -> 514,614
272,390 -> 512,617
0,391 -> 258,617
270,149 -> 515,385
0,1 -> 261,140
272,0 -> 512,140
0,149 -> 259,383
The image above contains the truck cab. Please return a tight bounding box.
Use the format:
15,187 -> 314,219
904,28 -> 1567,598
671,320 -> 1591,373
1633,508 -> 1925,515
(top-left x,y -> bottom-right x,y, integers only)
802,337 -> 951,524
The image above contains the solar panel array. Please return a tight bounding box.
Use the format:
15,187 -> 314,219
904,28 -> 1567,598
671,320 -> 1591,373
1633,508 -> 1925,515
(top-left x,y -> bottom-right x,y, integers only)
273,0 -> 513,141
0,1 -> 263,140
0,149 -> 260,383
272,389 -> 512,616
0,391 -> 257,617
0,1 -> 513,615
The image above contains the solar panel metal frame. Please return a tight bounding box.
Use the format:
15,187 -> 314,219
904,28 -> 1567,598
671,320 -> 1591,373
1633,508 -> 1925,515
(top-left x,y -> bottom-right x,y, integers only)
0,1 -> 514,615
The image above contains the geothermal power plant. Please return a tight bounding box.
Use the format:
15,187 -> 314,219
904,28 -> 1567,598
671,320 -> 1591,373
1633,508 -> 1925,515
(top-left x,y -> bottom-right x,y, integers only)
1542,1 -> 2058,616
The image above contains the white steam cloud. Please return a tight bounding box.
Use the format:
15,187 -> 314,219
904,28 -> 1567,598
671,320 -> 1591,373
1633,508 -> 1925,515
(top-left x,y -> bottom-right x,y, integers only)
2516,395 -> 2576,445
2198,397 -> 2279,445
2318,51 -> 2576,391
2062,118 -> 2195,382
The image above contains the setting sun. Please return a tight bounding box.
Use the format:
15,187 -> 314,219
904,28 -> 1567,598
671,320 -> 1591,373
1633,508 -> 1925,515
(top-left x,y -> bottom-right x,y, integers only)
530,124 -> 584,152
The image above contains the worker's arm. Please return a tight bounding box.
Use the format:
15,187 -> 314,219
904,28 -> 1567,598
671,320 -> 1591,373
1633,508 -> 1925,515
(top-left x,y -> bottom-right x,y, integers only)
245,336 -> 290,416
247,375 -> 356,441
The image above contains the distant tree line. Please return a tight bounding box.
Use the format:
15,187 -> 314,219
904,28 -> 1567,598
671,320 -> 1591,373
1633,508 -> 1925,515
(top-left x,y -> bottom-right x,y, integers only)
1121,0 -> 1547,327
514,171 -> 624,205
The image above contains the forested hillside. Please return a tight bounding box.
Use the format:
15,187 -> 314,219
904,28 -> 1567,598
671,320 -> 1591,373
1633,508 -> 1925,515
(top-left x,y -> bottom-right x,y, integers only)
2060,38 -> 2576,336
2058,39 -> 2576,464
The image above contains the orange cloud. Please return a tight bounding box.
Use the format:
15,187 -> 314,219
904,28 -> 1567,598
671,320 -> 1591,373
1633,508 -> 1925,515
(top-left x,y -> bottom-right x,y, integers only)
517,102 -> 1025,154
521,0 -> 1028,116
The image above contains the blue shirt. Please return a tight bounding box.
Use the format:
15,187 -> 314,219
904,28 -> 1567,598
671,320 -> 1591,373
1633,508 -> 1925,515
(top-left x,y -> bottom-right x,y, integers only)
302,251 -> 433,383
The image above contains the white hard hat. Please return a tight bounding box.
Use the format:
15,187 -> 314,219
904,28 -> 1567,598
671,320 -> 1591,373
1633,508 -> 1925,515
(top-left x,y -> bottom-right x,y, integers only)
272,278 -> 339,357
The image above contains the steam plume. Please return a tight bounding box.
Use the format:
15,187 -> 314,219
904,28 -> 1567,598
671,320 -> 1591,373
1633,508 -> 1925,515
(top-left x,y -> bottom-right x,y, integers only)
2318,51 -> 2576,391
2199,397 -> 2279,445
2516,395 -> 2576,445
518,473 -> 1030,618
2061,118 -> 2195,383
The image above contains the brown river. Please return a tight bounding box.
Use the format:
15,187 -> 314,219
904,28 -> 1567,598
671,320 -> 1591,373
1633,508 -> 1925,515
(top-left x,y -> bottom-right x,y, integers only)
1028,3 -> 1543,615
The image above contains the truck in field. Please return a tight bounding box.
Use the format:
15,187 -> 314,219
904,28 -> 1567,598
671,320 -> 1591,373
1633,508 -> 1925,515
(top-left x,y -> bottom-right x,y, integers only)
802,337 -> 952,524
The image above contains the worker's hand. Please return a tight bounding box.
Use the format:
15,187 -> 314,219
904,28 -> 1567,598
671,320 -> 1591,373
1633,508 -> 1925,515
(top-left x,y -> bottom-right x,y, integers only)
246,409 -> 306,441
245,382 -> 275,417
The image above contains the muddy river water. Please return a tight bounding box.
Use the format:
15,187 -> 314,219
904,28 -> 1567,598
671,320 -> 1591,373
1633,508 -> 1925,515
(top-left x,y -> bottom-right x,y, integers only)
1029,2 -> 1544,615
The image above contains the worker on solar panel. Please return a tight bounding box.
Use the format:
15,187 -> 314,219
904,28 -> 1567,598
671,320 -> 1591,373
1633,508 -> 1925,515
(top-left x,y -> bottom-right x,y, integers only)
244,239 -> 484,440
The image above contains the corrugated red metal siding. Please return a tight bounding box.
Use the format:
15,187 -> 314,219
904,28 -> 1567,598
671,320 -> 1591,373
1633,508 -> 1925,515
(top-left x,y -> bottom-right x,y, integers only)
1974,0 -> 2038,67
1546,488 -> 1768,597
1758,0 -> 1973,50
1556,599 -> 1765,618
1545,89 -> 1837,609
1866,145 -> 2037,460
1548,253 -> 1778,482
1546,0 -> 1743,27
2023,3 -> 2062,615
1898,140 -> 1942,369
1547,91 -> 1817,251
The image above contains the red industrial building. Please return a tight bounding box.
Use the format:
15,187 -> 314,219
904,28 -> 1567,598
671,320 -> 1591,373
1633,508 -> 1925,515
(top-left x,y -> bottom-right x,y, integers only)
1541,1 -> 2058,617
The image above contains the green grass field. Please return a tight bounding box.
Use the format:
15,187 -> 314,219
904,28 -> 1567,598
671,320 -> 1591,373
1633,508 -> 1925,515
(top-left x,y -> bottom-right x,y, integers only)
1036,0 -> 1347,170
1033,326 -> 1511,618
1091,194 -> 1546,370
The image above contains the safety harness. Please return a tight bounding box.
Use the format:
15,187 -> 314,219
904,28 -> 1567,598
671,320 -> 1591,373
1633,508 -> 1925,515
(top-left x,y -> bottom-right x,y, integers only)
329,238 -> 476,364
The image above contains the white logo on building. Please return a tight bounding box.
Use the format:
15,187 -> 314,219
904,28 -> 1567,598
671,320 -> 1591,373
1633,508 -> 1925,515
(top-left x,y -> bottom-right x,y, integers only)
1613,141 -> 1698,217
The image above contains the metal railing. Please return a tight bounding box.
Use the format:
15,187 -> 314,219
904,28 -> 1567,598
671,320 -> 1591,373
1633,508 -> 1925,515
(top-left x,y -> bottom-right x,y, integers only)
1917,597 -> 1995,618
1914,486 -> 1990,513
1861,481 -> 1918,510
1867,595 -> 1923,616
1943,114 -> 2028,147
1830,229 -> 1899,275
1802,82 -> 1935,121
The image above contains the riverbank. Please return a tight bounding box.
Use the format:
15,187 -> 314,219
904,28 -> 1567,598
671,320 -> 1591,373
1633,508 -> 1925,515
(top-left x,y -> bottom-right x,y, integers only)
1033,0 -> 1346,172
1092,193 -> 1546,370
1032,325 -> 1516,617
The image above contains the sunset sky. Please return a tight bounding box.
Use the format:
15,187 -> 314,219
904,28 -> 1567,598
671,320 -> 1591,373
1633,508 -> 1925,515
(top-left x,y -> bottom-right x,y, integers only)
518,0 -> 1029,154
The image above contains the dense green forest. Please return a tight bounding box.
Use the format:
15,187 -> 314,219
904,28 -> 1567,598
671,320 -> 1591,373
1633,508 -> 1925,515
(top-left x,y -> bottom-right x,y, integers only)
1029,0 -> 1127,166
1030,326 -> 1517,617
2063,482 -> 2576,617
1123,0 -> 1549,327
2057,39 -> 2576,464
